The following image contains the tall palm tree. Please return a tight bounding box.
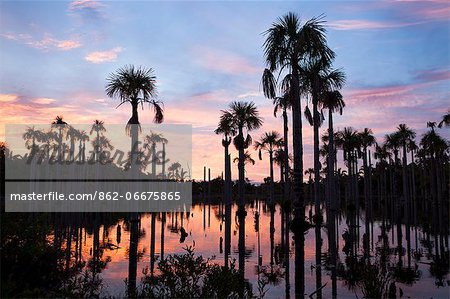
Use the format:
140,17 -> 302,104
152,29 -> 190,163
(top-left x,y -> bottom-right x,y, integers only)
90,120 -> 106,162
254,131 -> 283,205
336,127 -> 361,206
214,112 -> 235,267
106,65 -> 164,174
77,130 -> 89,163
358,128 -> 376,258
384,132 -> 401,165
224,101 -> 262,205
23,126 -> 42,156
302,59 -> 346,220
66,125 -> 80,162
144,131 -> 168,177
396,124 -> 416,232
51,116 -> 68,161
262,69 -> 292,203
215,112 -> 235,203
320,90 -> 345,213
263,12 -> 335,229
106,65 -> 163,297
225,101 -> 261,275
42,130 -> 58,160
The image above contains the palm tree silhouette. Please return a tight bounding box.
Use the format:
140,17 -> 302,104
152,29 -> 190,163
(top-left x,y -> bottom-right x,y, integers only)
51,116 -> 67,161
262,69 -> 292,203
224,101 -> 262,206
396,124 -> 416,235
254,131 -> 283,205
144,131 -> 167,177
263,12 -> 335,229
77,130 -> 89,163
106,65 -> 163,297
302,59 -> 346,221
66,125 -> 80,162
358,128 -> 376,258
321,90 -> 345,213
215,110 -> 236,201
90,120 -> 106,162
22,126 -> 42,156
227,103 -> 262,276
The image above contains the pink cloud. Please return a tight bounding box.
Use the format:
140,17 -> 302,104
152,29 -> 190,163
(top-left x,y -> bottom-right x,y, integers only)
0,32 -> 81,51
69,0 -> 103,11
330,19 -> 423,30
0,94 -> 19,103
414,69 -> 450,82
57,40 -> 82,50
85,47 -> 122,63
31,98 -> 56,105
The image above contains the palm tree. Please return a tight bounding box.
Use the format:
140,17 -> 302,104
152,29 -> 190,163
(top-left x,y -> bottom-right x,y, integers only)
66,125 -> 80,162
215,112 -> 235,203
22,126 -> 42,157
51,116 -> 68,161
336,127 -> 361,207
254,131 -> 283,205
262,69 -> 292,203
106,65 -> 163,297
144,131 -> 168,177
106,65 -> 163,174
302,58 -> 346,220
90,120 -> 106,162
168,162 -> 182,180
224,101 -> 262,205
384,132 -> 401,165
42,130 -> 58,160
263,12 -> 335,229
420,129 -> 449,246
321,90 -> 345,213
77,130 -> 89,163
438,109 -> 450,128
396,124 -> 416,233
358,128 -> 376,258
215,111 -> 235,267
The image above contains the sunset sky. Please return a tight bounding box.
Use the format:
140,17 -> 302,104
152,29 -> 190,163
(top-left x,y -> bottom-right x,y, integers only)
1,0 -> 449,181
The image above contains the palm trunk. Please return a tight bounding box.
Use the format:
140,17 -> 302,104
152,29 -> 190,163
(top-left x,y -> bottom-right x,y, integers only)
363,147 -> 369,259
128,102 -> 140,297
269,149 -> 274,205
291,63 -> 304,222
151,143 -> 157,176
401,143 -> 411,251
313,97 -> 321,220
162,143 -> 166,177
283,108 -> 290,202
238,128 -> 245,205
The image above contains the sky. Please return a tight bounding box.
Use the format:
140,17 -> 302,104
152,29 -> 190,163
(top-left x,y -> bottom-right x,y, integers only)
0,0 -> 449,181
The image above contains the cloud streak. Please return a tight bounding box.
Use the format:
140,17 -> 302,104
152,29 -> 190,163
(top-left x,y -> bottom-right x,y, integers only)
85,47 -> 122,63
329,19 -> 423,30
0,32 -> 81,51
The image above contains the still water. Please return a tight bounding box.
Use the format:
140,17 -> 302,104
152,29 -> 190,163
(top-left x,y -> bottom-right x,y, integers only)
70,201 -> 449,298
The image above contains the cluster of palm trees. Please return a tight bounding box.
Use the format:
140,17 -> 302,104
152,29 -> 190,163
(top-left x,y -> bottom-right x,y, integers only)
213,11 -> 449,298
22,118 -> 103,163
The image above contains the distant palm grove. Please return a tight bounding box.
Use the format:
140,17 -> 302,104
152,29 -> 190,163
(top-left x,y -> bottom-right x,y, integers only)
1,12 -> 449,299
